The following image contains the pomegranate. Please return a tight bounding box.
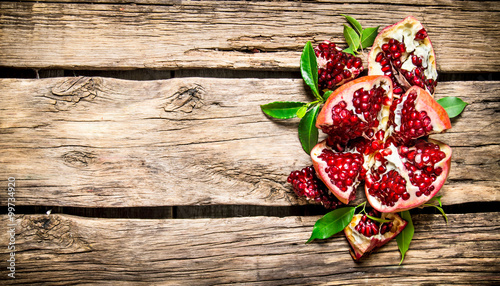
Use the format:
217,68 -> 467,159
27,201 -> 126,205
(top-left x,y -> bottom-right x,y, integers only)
368,16 -> 437,96
287,166 -> 342,209
315,75 -> 394,148
311,76 -> 452,212
344,210 -> 407,260
315,40 -> 364,91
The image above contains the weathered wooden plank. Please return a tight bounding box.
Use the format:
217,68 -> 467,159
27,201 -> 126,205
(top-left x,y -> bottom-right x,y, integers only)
0,213 -> 498,284
0,1 -> 499,72
0,78 -> 498,207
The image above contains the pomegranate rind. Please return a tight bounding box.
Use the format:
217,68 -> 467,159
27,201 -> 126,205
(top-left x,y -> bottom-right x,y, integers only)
368,16 -> 437,96
344,213 -> 407,261
315,75 -> 393,140
366,138 -> 452,213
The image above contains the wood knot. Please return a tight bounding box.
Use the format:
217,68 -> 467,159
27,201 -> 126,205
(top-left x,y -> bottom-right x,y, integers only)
21,215 -> 92,253
62,151 -> 96,168
47,77 -> 101,110
164,84 -> 205,113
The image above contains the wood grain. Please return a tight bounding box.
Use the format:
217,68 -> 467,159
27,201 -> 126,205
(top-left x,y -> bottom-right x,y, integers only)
0,1 -> 499,72
0,77 -> 498,207
0,213 -> 498,284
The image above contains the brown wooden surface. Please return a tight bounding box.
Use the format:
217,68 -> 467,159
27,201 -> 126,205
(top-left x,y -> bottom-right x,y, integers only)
0,1 -> 499,72
0,0 -> 499,284
0,78 -> 498,207
0,213 -> 498,285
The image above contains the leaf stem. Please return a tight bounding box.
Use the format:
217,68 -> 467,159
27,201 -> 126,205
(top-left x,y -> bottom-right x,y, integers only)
355,201 -> 366,212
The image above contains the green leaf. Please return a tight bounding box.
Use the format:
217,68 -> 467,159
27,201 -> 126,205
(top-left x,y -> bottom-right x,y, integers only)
342,46 -> 356,56
424,204 -> 448,223
360,26 -> 379,49
341,14 -> 363,35
436,96 -> 468,118
366,214 -> 391,224
306,207 -> 355,243
298,104 -> 320,154
300,41 -> 321,100
296,105 -> 308,118
322,90 -> 333,101
396,210 -> 414,265
343,24 -> 361,52
260,101 -> 307,119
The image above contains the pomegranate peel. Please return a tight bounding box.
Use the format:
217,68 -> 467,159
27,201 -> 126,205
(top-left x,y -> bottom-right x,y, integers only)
344,211 -> 407,261
368,16 -> 437,96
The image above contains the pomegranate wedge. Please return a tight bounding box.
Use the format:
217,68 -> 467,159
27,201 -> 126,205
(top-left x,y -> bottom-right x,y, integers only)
365,138 -> 452,213
345,211 -> 407,261
368,16 -> 438,96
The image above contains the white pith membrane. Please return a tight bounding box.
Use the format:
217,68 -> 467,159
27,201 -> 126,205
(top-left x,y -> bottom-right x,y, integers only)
368,18 -> 437,95
344,213 -> 407,260
391,95 -> 406,133
365,139 -> 451,212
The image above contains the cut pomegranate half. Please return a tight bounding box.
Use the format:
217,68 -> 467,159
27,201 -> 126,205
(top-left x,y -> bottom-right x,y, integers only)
345,211 -> 407,261
365,138 -> 452,213
368,16 -> 438,96
315,75 -> 393,147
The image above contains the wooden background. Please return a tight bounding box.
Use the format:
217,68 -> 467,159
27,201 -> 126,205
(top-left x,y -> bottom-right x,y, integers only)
0,0 -> 499,284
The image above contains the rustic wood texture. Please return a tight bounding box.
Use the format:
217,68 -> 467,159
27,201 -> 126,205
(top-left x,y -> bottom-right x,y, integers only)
0,213 -> 498,284
1,1 -> 499,72
0,77 -> 498,207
